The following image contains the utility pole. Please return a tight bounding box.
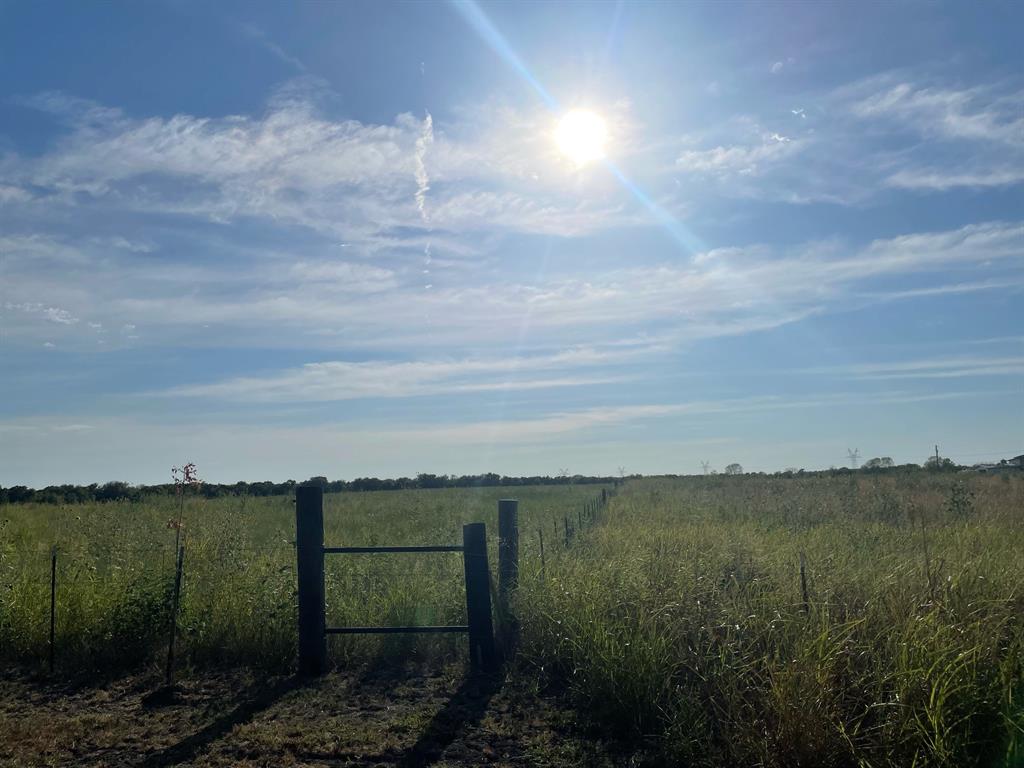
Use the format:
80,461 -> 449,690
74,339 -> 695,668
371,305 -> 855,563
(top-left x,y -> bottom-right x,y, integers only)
935,445 -> 940,464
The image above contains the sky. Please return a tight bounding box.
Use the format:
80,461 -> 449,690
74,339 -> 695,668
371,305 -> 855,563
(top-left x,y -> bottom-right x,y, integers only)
1,0 -> 1022,486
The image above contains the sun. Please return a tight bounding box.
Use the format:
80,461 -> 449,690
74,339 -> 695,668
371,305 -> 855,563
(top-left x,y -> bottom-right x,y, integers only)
555,109 -> 608,168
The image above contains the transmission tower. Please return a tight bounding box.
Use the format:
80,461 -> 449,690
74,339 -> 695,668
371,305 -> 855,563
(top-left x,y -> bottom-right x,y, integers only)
847,448 -> 861,469
700,460 -> 711,475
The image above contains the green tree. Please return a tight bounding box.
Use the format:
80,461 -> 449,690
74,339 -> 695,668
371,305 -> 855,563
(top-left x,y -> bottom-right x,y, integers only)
924,455 -> 957,472
863,457 -> 895,470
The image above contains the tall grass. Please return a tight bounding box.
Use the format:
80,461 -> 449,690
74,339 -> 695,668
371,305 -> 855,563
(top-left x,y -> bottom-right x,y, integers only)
517,474 -> 1024,766
4,473 -> 1023,764
0,484 -> 601,672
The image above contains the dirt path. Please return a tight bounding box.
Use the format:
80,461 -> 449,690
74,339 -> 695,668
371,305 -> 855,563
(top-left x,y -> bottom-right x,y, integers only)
0,665 -> 631,767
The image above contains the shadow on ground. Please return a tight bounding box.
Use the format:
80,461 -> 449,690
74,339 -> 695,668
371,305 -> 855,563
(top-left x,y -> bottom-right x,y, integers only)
1,664 -> 624,767
395,673 -> 500,766
140,675 -> 306,767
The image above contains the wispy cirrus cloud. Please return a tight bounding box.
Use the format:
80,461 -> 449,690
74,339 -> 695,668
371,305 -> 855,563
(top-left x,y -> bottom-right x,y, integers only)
2,85 -> 632,243
676,131 -> 802,177
667,72 -> 1024,203
809,355 -> 1024,381
839,75 -> 1024,193
885,167 -> 1024,191
2,219 -> 1021,354
844,79 -> 1024,145
240,23 -> 307,73
162,346 -> 643,402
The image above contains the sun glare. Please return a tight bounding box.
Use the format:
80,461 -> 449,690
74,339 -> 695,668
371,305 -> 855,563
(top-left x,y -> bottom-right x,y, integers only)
555,109 -> 608,168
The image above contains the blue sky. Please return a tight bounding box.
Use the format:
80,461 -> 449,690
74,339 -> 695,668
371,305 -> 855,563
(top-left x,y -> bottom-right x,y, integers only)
1,0 -> 1022,486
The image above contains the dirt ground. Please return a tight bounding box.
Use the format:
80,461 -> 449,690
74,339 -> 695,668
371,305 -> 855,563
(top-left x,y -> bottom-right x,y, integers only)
0,664 -> 640,767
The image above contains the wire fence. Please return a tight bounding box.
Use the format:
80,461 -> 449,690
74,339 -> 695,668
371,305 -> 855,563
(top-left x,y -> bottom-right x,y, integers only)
0,484 -> 623,676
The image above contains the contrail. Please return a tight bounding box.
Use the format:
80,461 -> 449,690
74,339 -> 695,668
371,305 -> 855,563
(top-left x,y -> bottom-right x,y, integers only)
415,111 -> 433,224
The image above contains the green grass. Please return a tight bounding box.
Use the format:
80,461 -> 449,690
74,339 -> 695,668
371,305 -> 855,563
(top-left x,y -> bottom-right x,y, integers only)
3,473 -> 1024,766
0,483 -> 605,671
518,473 -> 1024,767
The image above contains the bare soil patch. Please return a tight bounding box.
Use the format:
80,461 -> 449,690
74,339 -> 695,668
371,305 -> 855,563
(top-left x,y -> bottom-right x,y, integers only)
0,665 -> 634,767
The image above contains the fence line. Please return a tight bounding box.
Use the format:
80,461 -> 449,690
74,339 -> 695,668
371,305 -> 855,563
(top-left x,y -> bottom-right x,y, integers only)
4,484 -> 621,675
562,485 -> 616,549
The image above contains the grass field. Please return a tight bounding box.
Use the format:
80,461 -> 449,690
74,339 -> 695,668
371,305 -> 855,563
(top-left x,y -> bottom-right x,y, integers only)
3,473 -> 1024,766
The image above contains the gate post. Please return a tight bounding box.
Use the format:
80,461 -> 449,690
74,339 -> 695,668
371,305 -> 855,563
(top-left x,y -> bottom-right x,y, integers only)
497,499 -> 519,599
498,499 -> 519,645
296,484 -> 326,675
462,523 -> 497,673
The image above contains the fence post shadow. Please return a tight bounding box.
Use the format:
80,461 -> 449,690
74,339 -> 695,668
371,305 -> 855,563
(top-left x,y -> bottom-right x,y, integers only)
395,671 -> 502,767
139,675 -> 306,767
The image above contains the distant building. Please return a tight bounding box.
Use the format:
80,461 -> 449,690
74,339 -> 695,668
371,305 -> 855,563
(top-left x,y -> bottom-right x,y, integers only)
969,454 -> 1024,472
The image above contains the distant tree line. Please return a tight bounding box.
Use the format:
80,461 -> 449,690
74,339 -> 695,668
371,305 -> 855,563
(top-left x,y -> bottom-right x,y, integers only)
0,472 -> 618,506
701,456 -> 975,479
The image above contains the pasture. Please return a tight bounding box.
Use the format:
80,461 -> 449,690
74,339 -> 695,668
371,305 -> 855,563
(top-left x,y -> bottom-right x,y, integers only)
2,473 -> 1023,767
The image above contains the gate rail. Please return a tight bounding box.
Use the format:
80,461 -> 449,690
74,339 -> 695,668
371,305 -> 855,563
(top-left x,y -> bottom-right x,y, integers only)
295,486 -> 497,675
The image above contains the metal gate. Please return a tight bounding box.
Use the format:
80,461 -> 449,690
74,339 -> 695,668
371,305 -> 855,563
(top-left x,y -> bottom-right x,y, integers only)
295,485 -> 497,675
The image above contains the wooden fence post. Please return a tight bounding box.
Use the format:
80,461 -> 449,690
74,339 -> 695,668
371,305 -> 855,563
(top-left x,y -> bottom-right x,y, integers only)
564,516 -> 571,547
296,485 -> 327,676
602,488 -> 607,504
49,546 -> 57,673
497,499 -> 519,647
462,522 -> 497,673
498,499 -> 519,599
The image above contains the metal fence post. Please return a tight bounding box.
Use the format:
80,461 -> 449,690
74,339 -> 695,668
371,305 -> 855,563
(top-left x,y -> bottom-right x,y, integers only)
165,544 -> 185,685
296,484 -> 327,675
799,551 -> 810,614
49,546 -> 57,673
538,527 -> 546,581
462,522 -> 497,673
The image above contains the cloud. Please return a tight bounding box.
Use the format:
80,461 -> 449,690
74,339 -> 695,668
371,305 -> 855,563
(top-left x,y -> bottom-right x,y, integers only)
3,220 -> 1021,354
802,354 -> 1024,382
0,185 -> 32,204
6,86 -> 631,243
810,355 -> 1024,381
859,277 -> 1024,302
676,136 -> 802,176
885,167 -> 1024,191
771,61 -> 784,74
163,346 -> 646,402
3,301 -> 79,325
240,23 -> 307,72
838,76 -> 1024,192
669,73 -> 1024,203
287,261 -> 398,292
845,80 -> 1024,145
